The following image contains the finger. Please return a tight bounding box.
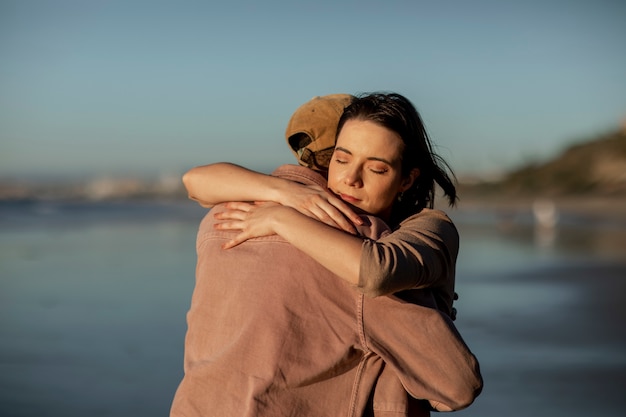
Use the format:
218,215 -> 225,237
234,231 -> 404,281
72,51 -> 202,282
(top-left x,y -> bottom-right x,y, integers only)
307,206 -> 342,229
308,205 -> 357,235
222,232 -> 250,249
322,207 -> 358,234
224,201 -> 254,212
214,209 -> 248,221
307,195 -> 358,232
213,220 -> 245,231
328,196 -> 363,225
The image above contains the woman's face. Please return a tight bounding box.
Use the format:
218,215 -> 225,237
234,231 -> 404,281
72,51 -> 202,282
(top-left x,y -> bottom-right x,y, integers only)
327,119 -> 415,219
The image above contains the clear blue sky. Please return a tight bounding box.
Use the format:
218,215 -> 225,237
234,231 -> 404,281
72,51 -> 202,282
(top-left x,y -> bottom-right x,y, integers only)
1,0 -> 625,179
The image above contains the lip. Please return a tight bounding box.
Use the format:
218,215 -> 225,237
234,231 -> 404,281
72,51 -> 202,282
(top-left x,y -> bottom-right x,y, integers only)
338,193 -> 361,203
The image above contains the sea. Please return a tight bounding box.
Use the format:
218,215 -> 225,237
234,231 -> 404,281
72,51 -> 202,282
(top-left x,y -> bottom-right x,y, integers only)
1,199 -> 625,417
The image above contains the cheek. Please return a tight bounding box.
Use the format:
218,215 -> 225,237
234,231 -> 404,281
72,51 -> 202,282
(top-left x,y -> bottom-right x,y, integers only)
368,181 -> 398,211
378,190 -> 398,210
326,167 -> 341,190
327,161 -> 348,185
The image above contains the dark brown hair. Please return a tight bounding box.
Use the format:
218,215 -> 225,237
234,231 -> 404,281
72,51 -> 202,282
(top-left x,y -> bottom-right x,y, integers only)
337,92 -> 457,227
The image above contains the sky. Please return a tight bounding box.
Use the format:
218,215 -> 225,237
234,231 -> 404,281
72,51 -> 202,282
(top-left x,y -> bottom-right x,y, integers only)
1,0 -> 625,180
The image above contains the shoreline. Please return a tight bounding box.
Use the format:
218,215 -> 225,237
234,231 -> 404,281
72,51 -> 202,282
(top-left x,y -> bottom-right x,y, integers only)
450,194 -> 626,224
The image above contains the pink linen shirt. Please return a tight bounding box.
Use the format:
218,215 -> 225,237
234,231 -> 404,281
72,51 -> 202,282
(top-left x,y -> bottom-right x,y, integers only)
170,165 -> 481,417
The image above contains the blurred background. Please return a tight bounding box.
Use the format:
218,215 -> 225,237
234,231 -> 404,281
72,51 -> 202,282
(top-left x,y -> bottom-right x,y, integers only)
1,1 -> 625,416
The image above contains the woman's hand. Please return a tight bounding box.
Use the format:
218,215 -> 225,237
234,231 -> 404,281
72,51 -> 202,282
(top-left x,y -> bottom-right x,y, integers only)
216,199 -> 365,286
279,183 -> 363,234
214,201 -> 288,249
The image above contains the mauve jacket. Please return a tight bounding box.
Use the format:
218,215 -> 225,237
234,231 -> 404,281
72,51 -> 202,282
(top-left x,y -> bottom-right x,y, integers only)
170,165 -> 482,417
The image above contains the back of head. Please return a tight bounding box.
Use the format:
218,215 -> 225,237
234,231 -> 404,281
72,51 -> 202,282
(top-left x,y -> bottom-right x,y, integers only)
285,94 -> 354,173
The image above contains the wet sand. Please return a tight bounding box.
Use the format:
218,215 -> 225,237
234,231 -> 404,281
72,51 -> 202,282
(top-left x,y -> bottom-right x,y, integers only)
1,200 -> 624,416
454,259 -> 626,416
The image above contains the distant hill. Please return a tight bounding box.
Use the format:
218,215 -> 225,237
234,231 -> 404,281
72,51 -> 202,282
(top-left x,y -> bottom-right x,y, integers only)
460,128 -> 626,198
2,127 -> 625,203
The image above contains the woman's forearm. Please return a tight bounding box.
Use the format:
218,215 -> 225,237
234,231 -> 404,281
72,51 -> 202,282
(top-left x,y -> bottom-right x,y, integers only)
185,163 -> 362,232
270,207 -> 364,286
182,163 -> 293,208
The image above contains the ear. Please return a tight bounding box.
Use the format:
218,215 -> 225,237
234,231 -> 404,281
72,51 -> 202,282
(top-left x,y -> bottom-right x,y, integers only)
400,168 -> 420,192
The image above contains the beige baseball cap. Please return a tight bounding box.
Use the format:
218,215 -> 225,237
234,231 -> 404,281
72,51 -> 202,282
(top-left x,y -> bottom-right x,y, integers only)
285,94 -> 353,172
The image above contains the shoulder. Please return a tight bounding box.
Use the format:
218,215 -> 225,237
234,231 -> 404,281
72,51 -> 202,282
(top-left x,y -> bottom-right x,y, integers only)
270,164 -> 327,188
398,209 -> 457,234
390,209 -> 459,251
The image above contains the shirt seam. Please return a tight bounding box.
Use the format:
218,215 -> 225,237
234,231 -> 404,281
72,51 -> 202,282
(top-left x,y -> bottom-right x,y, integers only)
357,294 -> 370,352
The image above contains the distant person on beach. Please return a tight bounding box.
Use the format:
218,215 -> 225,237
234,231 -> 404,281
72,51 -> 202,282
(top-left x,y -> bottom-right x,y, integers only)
170,93 -> 482,416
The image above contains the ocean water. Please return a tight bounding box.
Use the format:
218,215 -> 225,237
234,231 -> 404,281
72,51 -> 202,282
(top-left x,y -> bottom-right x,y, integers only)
1,200 -> 625,416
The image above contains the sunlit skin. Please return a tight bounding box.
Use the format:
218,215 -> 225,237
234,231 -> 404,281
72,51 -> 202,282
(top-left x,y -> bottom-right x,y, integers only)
205,119 -> 421,287
327,119 -> 419,221
214,119 -> 420,246
181,120 -> 420,233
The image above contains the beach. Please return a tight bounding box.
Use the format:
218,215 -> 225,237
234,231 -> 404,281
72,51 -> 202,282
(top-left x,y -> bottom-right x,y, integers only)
453,259 -> 626,416
449,197 -> 626,416
1,199 -> 625,416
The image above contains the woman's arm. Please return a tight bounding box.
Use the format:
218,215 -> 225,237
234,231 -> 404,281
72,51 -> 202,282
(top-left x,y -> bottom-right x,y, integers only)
359,209 -> 459,313
215,202 -> 365,286
183,163 -> 362,232
182,163 -> 293,208
217,204 -> 458,301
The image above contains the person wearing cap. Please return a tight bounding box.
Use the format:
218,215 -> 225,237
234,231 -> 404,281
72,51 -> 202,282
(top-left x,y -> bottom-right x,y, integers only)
285,94 -> 354,173
184,93 -> 459,318
173,92 -> 482,416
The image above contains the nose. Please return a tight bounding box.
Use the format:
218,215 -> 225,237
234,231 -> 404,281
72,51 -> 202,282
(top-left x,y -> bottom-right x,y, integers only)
343,166 -> 363,187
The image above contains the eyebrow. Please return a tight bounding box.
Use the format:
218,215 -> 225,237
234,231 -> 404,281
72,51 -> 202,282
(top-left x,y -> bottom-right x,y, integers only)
335,146 -> 396,165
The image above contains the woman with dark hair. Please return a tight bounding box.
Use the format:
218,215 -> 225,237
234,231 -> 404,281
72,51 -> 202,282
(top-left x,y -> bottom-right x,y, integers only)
174,92 -> 482,416
184,92 -> 460,318
337,93 -> 457,226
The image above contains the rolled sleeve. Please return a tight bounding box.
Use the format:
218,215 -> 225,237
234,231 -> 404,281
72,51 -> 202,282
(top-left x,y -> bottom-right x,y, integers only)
358,210 -> 459,310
